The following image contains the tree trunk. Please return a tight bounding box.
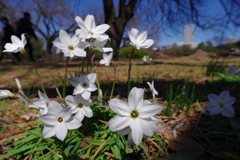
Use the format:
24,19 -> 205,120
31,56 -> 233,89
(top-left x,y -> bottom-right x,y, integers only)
103,0 -> 137,59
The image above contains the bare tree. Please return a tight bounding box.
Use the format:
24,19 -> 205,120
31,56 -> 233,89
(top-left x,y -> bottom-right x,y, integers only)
103,0 -> 240,58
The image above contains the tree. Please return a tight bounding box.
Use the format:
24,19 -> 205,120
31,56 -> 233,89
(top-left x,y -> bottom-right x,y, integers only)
103,0 -> 240,59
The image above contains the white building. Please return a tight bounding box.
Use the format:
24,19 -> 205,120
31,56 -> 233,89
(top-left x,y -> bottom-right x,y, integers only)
178,24 -> 199,49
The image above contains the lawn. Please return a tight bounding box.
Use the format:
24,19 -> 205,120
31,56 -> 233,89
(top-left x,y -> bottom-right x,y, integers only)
0,53 -> 240,159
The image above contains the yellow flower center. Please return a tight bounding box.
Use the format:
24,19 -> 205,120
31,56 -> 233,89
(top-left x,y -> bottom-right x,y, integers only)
58,117 -> 63,123
92,45 -> 96,49
131,110 -> 138,119
219,103 -> 224,108
88,31 -> 94,35
78,103 -> 83,108
68,46 -> 74,50
83,83 -> 88,87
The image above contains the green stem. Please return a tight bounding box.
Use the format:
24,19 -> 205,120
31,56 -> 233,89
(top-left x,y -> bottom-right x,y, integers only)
96,78 -> 102,101
20,49 -> 47,96
56,88 -> 63,99
110,64 -> 116,100
127,47 -> 136,95
75,130 -> 85,138
63,57 -> 70,98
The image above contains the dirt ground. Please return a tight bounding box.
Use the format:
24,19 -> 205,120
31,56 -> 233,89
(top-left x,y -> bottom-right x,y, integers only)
0,53 -> 240,158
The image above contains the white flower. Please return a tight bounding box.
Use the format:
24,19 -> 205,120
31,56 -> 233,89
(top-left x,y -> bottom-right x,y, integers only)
142,55 -> 149,63
128,28 -> 154,50
3,34 -> 26,53
147,80 -> 158,99
205,90 -> 235,117
32,90 -> 50,115
65,94 -> 93,121
75,15 -> 110,41
40,100 -> 82,141
108,87 -> 163,145
100,52 -> 113,66
0,90 -> 14,99
68,73 -> 98,100
90,39 -> 113,53
53,30 -> 88,58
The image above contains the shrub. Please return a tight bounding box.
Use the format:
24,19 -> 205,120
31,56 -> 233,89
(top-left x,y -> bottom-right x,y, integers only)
119,47 -> 151,58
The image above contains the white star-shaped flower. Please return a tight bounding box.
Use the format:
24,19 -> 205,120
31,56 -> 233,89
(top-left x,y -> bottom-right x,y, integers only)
68,73 -> 98,100
100,52 -> 113,66
65,94 -> 93,121
142,55 -> 149,63
32,90 -> 50,115
205,90 -> 235,117
128,28 -> 154,50
90,39 -> 113,53
3,34 -> 26,53
75,15 -> 110,41
53,30 -> 88,58
147,80 -> 158,99
108,87 -> 163,145
40,100 -> 82,141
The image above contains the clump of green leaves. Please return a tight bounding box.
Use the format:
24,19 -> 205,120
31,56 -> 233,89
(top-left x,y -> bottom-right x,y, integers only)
163,83 -> 196,117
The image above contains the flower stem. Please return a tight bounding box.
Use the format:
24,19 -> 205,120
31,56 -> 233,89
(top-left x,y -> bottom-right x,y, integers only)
20,49 -> 47,96
127,47 -> 136,95
0,117 -> 55,144
63,57 -> 69,98
75,130 -> 85,138
110,64 -> 116,100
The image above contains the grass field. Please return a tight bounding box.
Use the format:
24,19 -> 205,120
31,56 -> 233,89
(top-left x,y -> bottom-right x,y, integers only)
0,53 -> 240,159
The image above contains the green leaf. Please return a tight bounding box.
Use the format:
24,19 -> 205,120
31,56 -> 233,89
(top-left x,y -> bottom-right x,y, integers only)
84,139 -> 115,145
26,120 -> 44,125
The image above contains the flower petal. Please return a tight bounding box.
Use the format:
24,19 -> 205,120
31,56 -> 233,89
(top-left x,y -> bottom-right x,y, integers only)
59,30 -> 71,45
38,90 -> 49,103
84,15 -> 96,31
42,125 -> 55,138
205,103 -> 222,115
11,35 -> 22,47
92,24 -> 110,34
40,114 -> 58,125
68,77 -> 79,87
129,118 -> 143,145
82,107 -> 93,118
75,111 -> 85,121
128,28 -> 139,44
109,98 -> 131,116
74,48 -> 87,57
108,115 -> 130,131
136,31 -> 147,44
138,103 -> 163,118
48,100 -> 63,114
138,118 -> 154,136
21,34 -> 27,47
87,73 -> 97,83
73,85 -> 85,95
116,126 -> 131,135
208,93 -> 221,106
65,95 -> 77,107
81,90 -> 91,100
139,39 -> 154,48
58,107 -> 72,121
66,117 -> 82,129
53,41 -> 67,50
221,106 -> 235,117
128,87 -> 144,110
75,16 -> 88,33
87,83 -> 98,91
55,123 -> 68,141
223,97 -> 236,107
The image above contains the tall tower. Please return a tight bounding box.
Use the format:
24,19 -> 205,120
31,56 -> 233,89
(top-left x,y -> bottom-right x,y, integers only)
184,25 -> 195,43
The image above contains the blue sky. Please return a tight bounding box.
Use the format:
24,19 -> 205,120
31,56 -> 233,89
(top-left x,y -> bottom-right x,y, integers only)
2,0 -> 240,47
78,0 -> 240,47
